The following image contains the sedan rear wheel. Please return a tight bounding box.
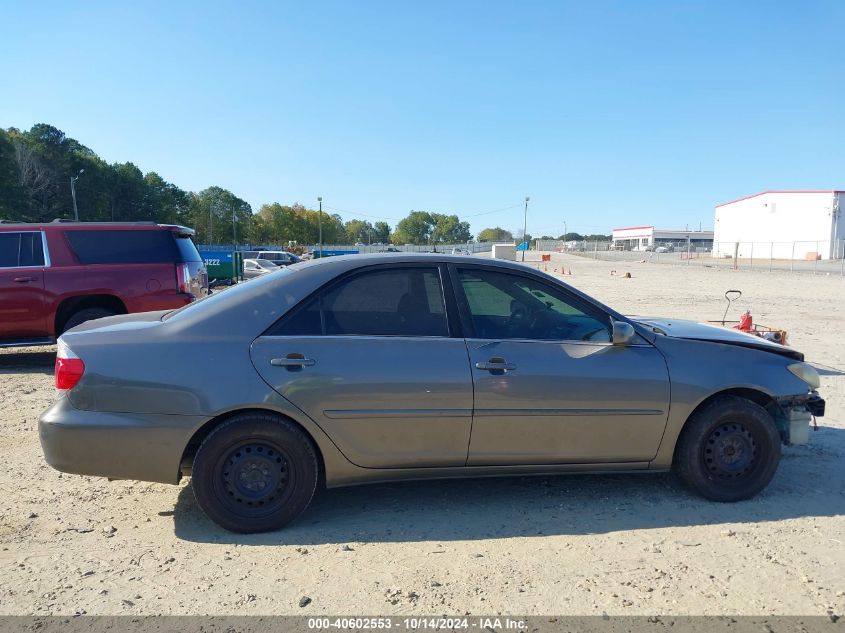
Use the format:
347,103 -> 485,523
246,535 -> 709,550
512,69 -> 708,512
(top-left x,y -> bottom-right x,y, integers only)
192,413 -> 318,533
674,396 -> 781,502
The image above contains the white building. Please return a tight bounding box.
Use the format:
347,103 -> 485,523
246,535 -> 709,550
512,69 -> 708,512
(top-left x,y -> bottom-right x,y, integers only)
612,226 -> 714,251
713,190 -> 844,260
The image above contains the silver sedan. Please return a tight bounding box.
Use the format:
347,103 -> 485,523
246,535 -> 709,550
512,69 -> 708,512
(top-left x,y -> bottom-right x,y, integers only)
39,254 -> 824,532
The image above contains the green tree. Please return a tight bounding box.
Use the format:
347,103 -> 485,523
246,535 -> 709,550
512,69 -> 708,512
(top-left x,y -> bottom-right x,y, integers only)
190,187 -> 253,245
391,211 -> 434,245
344,219 -> 374,243
372,221 -> 390,243
391,211 -> 472,245
430,213 -> 472,244
0,129 -> 27,219
477,227 -> 513,242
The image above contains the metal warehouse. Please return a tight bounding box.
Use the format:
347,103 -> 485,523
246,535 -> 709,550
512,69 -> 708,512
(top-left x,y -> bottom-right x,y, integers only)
612,226 -> 714,251
713,190 -> 844,260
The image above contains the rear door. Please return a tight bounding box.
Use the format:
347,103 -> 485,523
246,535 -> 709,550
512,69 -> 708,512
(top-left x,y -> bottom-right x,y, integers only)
0,231 -> 48,340
250,264 -> 474,468
454,265 -> 670,465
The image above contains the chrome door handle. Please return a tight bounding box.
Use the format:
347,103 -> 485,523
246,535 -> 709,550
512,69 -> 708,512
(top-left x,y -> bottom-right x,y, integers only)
271,357 -> 316,367
475,360 -> 516,372
13,276 -> 36,283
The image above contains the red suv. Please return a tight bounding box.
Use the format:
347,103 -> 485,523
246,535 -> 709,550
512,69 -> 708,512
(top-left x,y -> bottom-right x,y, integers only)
0,221 -> 208,346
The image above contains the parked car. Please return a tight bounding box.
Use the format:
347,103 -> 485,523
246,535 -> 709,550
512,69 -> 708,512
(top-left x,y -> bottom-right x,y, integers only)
40,254 -> 824,533
451,247 -> 470,255
0,221 -> 207,346
242,250 -> 300,266
242,258 -> 279,279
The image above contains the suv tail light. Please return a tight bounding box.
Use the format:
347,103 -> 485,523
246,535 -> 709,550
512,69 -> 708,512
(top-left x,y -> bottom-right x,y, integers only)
176,263 -> 192,294
55,339 -> 85,390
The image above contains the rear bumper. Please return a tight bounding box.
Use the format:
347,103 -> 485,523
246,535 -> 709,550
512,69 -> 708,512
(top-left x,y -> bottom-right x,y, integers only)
39,397 -> 208,485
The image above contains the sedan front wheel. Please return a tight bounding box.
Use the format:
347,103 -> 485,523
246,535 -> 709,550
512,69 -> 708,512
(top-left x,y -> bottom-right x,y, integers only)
674,396 -> 781,502
192,413 -> 319,533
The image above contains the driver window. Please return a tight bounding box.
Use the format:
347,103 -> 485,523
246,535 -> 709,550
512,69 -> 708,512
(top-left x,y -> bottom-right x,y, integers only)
457,269 -> 611,342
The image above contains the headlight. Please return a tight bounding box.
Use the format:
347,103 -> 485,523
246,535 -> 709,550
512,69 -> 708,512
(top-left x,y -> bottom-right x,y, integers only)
787,363 -> 820,389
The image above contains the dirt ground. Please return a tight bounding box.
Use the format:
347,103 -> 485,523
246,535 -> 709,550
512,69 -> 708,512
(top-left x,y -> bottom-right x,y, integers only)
1,254 -> 843,617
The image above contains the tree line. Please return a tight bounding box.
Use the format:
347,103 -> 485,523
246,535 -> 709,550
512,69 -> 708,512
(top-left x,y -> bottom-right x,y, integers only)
0,124 -> 606,246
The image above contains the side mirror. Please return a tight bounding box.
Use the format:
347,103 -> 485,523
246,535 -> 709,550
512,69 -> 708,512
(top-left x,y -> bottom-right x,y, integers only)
612,321 -> 636,346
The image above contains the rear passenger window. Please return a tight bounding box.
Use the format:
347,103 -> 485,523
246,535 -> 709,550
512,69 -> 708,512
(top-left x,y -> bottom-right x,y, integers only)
0,232 -> 44,267
0,233 -> 20,267
65,230 -> 178,264
323,268 -> 448,337
19,233 -> 44,267
275,296 -> 322,336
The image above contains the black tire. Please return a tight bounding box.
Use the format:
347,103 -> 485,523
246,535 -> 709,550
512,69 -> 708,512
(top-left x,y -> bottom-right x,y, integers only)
62,307 -> 116,333
674,396 -> 781,502
191,413 -> 319,533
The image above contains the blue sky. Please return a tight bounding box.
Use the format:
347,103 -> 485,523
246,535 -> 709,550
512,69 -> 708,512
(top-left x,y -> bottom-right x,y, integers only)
2,1 -> 843,237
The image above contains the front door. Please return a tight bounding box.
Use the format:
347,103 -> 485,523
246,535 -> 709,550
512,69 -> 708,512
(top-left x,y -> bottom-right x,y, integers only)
0,231 -> 48,341
454,266 -> 670,465
250,264 -> 474,468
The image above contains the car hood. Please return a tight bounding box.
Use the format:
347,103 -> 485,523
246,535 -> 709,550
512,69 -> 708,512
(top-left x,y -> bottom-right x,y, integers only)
631,317 -> 803,361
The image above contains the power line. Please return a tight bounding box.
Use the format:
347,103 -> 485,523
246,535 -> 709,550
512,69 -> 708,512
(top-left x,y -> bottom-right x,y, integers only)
323,205 -> 402,222
323,201 -> 525,224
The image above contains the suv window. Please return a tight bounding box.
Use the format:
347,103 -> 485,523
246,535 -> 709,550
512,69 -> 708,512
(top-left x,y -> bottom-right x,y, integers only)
457,268 -> 611,342
174,235 -> 202,262
273,267 -> 448,337
65,230 -> 180,264
0,232 -> 44,268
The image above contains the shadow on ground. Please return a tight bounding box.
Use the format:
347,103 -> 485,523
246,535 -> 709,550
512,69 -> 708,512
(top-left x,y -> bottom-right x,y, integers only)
811,362 -> 845,377
0,348 -> 55,374
172,425 -> 845,545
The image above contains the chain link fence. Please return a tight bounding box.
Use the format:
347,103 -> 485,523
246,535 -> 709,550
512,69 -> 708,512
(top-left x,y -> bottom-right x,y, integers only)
198,242 -> 494,254
558,240 -> 845,275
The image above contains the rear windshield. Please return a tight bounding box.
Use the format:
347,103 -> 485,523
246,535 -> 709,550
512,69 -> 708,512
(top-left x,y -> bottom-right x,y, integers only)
163,265 -> 296,322
174,235 -> 202,262
65,229 -> 198,264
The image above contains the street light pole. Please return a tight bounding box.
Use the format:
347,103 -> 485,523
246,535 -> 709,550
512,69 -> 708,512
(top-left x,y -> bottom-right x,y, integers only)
522,196 -> 530,262
317,196 -> 323,258
70,169 -> 84,221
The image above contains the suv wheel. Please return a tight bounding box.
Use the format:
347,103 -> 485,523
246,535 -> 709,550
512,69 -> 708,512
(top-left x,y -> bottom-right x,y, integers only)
62,307 -> 116,333
674,396 -> 781,502
191,413 -> 319,533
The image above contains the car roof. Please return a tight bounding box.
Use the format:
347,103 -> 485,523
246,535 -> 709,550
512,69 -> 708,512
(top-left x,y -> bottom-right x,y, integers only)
294,252 -> 534,274
0,221 -> 194,235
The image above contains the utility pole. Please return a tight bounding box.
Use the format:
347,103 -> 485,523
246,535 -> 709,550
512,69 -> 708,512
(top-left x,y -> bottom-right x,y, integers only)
522,196 -> 530,262
317,196 -> 323,258
232,204 -> 236,246
564,220 -> 568,246
70,169 -> 84,221
209,198 -> 213,245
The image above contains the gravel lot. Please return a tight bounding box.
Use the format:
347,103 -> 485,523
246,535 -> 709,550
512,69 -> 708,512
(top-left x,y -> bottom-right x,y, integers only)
1,254 -> 843,617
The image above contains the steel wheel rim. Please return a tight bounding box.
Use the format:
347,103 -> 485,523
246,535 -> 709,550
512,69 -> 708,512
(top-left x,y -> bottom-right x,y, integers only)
703,422 -> 758,480
212,439 -> 295,517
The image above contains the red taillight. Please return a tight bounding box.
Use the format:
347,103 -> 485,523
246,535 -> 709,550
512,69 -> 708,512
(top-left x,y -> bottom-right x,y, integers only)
56,357 -> 85,390
176,263 -> 191,294
56,339 -> 85,390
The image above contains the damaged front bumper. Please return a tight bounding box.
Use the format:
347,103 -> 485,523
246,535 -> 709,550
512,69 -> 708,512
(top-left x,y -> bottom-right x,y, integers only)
771,392 -> 825,445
